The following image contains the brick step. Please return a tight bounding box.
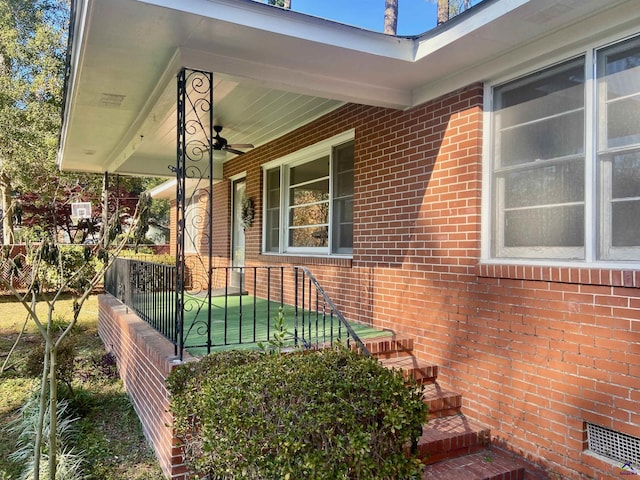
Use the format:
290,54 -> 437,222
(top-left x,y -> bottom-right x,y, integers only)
363,334 -> 415,358
423,383 -> 462,418
416,414 -> 491,465
378,355 -> 438,384
421,449 -> 526,480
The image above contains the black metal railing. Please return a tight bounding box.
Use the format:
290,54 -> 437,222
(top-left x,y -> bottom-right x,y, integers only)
104,257 -> 178,350
104,259 -> 369,358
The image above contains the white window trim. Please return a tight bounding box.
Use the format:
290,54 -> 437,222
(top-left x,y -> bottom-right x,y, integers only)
482,31 -> 640,269
262,130 -> 354,257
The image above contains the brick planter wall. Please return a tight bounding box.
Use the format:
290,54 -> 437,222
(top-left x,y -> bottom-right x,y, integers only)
98,294 -> 195,480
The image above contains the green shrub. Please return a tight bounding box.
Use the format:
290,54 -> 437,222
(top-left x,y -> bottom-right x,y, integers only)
167,348 -> 426,480
30,243 -> 102,292
25,335 -> 76,394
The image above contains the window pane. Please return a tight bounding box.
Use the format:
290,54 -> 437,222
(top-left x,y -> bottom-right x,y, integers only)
504,205 -> 584,248
608,152 -> 640,248
600,38 -> 640,148
334,142 -> 354,197
289,227 -> 328,247
290,180 -> 329,206
603,42 -> 640,99
335,167 -> 354,198
499,110 -> 584,166
332,141 -> 354,254
498,59 -> 585,127
265,168 -> 280,252
606,95 -> 640,148
612,153 -> 640,198
332,198 -> 353,252
290,156 -> 329,185
495,59 -> 584,167
289,203 -> 329,227
612,200 -> 640,247
504,160 -> 584,209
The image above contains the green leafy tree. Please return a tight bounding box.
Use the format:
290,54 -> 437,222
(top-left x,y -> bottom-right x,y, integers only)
437,0 -> 472,24
0,0 -> 69,244
0,0 -> 166,245
267,0 -> 291,9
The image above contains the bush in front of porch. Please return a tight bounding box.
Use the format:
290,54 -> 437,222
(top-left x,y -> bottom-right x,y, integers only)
168,348 -> 427,479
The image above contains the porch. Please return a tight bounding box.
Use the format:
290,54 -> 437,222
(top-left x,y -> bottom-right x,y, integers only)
104,257 -> 385,358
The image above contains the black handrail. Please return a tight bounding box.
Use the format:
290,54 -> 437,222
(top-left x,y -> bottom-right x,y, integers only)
297,267 -> 370,355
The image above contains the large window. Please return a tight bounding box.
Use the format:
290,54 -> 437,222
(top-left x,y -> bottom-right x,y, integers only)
490,35 -> 640,262
263,133 -> 354,256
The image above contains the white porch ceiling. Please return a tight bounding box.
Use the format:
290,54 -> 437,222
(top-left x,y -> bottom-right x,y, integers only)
58,0 -> 639,178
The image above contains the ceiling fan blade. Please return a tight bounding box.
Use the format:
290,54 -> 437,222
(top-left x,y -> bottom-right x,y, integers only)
227,143 -> 254,149
224,147 -> 246,156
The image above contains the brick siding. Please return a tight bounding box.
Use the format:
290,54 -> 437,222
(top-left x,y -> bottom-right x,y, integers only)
137,82 -> 639,479
98,294 -> 195,480
222,84 -> 640,479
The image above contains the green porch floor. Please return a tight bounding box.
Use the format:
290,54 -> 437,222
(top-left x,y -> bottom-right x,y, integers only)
180,293 -> 389,356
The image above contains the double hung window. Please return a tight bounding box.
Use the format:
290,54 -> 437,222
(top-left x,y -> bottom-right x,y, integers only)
490,34 -> 640,262
263,134 -> 354,256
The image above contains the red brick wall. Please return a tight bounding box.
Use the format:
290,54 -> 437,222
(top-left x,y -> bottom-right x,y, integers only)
98,294 -> 195,480
157,83 -> 640,479
222,84 -> 640,479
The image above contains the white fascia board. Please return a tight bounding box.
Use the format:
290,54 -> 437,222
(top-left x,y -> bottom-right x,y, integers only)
57,0 -> 92,169
137,0 -> 415,61
180,48 -> 412,110
413,0 -> 529,60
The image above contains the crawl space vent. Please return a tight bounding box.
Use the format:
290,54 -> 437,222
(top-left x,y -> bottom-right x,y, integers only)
587,423 -> 640,466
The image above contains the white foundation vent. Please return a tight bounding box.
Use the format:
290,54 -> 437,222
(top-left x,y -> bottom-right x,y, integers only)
587,423 -> 640,466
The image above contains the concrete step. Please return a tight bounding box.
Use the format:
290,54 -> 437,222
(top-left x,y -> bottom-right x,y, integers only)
422,383 -> 462,418
416,414 -> 491,465
378,355 -> 438,384
421,449 -> 526,480
363,334 -> 414,358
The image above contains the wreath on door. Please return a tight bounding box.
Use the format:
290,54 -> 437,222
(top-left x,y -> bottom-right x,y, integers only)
240,196 -> 255,230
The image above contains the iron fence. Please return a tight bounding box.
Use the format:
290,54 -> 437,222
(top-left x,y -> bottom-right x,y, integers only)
104,258 -> 369,358
104,257 -> 178,351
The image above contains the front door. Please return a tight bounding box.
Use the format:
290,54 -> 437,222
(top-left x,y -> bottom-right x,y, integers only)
231,178 -> 246,289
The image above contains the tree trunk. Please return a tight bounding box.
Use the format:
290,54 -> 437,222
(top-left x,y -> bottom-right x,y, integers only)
1,174 -> 15,244
283,0 -> 291,8
48,346 -> 58,480
437,0 -> 449,25
102,172 -> 109,248
33,341 -> 49,480
383,0 -> 398,35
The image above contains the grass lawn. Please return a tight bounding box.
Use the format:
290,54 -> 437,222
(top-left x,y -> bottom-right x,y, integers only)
0,293 -> 163,480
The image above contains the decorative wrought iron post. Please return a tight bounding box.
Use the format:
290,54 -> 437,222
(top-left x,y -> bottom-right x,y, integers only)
175,68 -> 215,360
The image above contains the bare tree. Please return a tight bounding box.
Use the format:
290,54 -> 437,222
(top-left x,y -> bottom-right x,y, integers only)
0,193 -> 150,480
437,0 -> 449,25
437,0 -> 472,25
383,0 -> 398,35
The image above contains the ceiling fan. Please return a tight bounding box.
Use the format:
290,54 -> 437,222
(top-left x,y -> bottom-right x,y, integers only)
211,125 -> 254,156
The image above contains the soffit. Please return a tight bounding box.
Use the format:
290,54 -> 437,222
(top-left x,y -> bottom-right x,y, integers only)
58,0 -> 638,177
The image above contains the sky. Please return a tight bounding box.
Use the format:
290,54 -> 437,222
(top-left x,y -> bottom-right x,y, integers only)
289,0 -> 441,36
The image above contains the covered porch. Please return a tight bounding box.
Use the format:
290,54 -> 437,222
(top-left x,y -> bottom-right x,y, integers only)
104,257 -> 386,357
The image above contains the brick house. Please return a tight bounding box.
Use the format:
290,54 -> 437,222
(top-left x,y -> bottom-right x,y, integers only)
59,0 -> 640,478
